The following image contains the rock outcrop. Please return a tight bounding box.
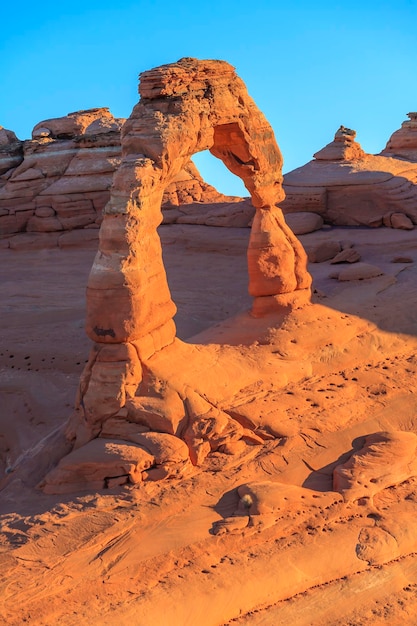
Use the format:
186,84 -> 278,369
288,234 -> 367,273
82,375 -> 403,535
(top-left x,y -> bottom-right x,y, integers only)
333,431 -> 417,506
86,57 -> 311,354
0,108 -> 241,245
313,125 -> 366,162
282,120 -> 417,227
42,57 -> 312,492
0,108 -> 123,239
0,126 -> 23,176
381,112 -> 417,161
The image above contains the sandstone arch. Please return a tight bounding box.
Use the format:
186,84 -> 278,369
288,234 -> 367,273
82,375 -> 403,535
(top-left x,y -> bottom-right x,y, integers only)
65,58 -> 311,457
87,58 -> 310,350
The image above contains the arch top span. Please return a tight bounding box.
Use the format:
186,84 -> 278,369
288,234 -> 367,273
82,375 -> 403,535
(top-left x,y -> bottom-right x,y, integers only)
86,57 -> 311,355
127,57 -> 284,209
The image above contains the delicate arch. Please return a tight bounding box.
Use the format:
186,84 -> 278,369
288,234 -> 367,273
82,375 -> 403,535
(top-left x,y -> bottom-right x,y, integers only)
86,58 -> 311,356
57,57 -> 314,449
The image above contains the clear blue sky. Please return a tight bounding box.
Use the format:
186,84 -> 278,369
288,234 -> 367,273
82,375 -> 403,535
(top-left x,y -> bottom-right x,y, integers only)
2,0 -> 417,195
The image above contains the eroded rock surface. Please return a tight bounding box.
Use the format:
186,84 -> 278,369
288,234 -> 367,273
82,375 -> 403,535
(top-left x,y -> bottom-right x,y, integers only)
381,112 -> 417,161
0,109 -> 123,239
283,119 -> 417,226
0,108 -> 240,247
42,57 -> 312,492
333,431 -> 417,505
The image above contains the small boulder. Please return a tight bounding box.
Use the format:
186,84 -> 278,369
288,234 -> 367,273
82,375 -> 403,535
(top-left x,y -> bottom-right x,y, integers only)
284,211 -> 324,235
383,212 -> 414,230
32,127 -> 51,138
26,215 -> 63,233
391,256 -> 413,263
333,431 -> 417,504
330,248 -> 361,264
40,438 -> 155,494
35,207 -> 56,218
330,262 -> 384,281
304,240 -> 341,263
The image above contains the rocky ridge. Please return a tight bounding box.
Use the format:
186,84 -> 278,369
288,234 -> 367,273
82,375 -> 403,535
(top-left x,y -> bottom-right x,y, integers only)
282,115 -> 417,227
0,108 -> 241,248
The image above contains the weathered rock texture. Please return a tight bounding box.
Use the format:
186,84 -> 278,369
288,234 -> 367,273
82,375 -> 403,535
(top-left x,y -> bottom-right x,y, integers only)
313,125 -> 366,162
0,109 -> 240,245
43,58 -> 312,490
0,109 -> 123,239
87,57 -> 310,343
333,431 -> 417,506
0,126 -> 23,175
282,119 -> 417,227
381,112 -> 417,161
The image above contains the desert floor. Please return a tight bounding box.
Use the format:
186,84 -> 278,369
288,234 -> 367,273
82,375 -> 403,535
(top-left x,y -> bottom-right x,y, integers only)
1,223 -> 417,625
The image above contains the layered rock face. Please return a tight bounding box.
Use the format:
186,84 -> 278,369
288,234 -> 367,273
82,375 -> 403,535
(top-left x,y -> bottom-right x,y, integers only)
313,125 -> 365,162
381,112 -> 417,161
0,108 -> 238,244
0,126 -> 23,176
45,58 -> 311,490
283,119 -> 417,227
86,57 -> 311,351
0,109 -> 123,238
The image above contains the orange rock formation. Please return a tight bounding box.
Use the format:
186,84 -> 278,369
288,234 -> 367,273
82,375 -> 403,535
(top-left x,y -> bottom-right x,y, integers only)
0,108 -> 239,246
3,63 -> 417,623
381,111 -> 417,161
42,58 -> 311,491
283,117 -> 417,227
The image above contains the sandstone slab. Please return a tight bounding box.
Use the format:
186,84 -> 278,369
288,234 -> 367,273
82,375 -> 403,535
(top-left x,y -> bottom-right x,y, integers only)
41,438 -> 155,494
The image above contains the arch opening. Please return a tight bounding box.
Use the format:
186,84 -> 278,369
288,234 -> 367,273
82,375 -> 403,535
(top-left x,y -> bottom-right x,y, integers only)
192,150 -> 247,198
158,220 -> 251,341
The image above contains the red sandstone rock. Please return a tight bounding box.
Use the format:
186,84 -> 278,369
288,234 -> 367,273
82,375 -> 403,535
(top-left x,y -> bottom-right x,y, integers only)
333,431 -> 417,505
284,211 -> 323,235
381,112 -> 417,161
1,108 -> 233,242
55,57 -> 311,480
126,391 -> 187,436
173,197 -> 255,228
0,109 -> 123,237
330,248 -> 361,263
304,240 -> 342,263
391,256 -> 413,263
0,126 -> 23,176
236,481 -> 341,516
0,126 -> 20,145
40,438 -> 155,494
162,159 -> 238,207
383,212 -> 414,230
86,57 -> 311,349
329,262 -> 384,281
32,108 -> 124,139
100,428 -> 191,479
184,390 -> 245,465
5,216 -> 417,622
313,126 -> 365,161
282,119 -> 417,226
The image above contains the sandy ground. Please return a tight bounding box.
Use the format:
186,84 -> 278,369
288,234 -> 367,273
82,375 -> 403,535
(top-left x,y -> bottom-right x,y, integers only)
1,223 -> 417,625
